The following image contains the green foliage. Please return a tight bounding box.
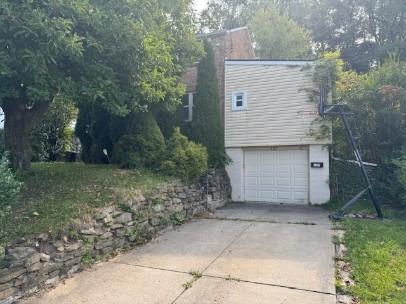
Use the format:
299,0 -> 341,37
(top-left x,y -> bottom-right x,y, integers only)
0,0 -> 200,169
0,162 -> 168,245
0,154 -> 22,211
331,60 -> 406,206
161,128 -> 208,181
201,1 -> 406,72
81,253 -> 95,266
187,40 -> 226,167
312,51 -> 344,101
199,0 -> 249,31
31,98 -> 77,161
171,211 -> 186,225
112,113 -> 165,169
343,219 -> 406,303
248,8 -> 311,59
302,0 -> 406,72
393,152 -> 406,203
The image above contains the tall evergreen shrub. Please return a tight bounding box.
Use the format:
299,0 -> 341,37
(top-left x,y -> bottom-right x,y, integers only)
188,39 -> 225,167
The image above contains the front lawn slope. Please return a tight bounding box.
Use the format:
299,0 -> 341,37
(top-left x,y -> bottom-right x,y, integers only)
0,163 -> 167,246
344,218 -> 406,304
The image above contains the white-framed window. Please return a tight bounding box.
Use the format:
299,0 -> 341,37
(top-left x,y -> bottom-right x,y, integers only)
183,92 -> 195,122
232,91 -> 247,111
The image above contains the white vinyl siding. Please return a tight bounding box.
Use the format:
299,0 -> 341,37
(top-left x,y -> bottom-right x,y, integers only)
225,63 -> 332,148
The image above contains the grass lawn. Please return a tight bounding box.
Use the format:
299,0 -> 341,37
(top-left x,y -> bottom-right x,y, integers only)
0,162 -> 168,246
326,200 -> 406,304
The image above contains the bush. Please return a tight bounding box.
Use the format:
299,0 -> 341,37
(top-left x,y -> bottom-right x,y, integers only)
31,98 -> 77,161
112,112 -> 165,169
393,152 -> 406,204
0,155 -> 22,210
161,128 -> 208,181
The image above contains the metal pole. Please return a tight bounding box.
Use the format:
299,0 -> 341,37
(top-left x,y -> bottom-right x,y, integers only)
340,112 -> 383,218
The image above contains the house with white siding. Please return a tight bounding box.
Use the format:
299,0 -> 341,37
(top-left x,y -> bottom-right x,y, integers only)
225,60 -> 332,205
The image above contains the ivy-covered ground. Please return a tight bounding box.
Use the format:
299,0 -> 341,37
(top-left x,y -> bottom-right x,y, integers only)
326,201 -> 406,304
0,163 -> 168,246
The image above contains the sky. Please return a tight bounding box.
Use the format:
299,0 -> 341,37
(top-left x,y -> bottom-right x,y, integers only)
193,0 -> 207,12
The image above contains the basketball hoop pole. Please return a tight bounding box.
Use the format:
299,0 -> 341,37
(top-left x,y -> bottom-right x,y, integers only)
318,85 -> 383,219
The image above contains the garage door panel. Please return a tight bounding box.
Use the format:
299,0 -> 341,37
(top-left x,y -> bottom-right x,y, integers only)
276,191 -> 292,202
244,148 -> 308,204
245,176 -> 258,185
293,191 -> 307,201
244,190 -> 258,201
261,176 -> 274,185
259,191 -> 275,201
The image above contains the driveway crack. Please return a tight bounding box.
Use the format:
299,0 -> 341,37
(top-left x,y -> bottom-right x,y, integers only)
201,217 -> 319,226
171,222 -> 254,304
202,222 -> 254,273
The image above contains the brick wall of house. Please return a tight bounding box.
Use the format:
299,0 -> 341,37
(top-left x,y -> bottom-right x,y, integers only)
181,27 -> 255,124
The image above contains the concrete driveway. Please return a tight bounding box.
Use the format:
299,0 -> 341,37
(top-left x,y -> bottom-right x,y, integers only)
24,203 -> 336,304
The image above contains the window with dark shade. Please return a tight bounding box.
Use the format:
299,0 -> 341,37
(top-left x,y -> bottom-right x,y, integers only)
232,91 -> 247,111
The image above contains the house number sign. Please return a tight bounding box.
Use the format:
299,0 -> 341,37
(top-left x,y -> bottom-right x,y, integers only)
311,162 -> 324,168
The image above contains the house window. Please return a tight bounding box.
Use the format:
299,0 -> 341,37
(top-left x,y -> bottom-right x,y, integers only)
232,91 -> 247,111
183,92 -> 195,122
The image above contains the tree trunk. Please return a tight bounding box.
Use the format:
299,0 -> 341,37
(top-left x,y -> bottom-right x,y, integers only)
2,101 -> 49,170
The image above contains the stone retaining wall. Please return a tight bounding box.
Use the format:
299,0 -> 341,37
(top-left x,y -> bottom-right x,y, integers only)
0,170 -> 231,303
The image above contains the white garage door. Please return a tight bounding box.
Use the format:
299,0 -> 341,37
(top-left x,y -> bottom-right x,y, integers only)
244,148 -> 309,204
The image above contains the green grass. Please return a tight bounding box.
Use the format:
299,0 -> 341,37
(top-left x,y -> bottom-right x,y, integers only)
327,199 -> 406,303
0,162 -> 168,246
343,218 -> 406,304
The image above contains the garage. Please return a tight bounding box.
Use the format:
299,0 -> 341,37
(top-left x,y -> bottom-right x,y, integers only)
243,148 -> 309,204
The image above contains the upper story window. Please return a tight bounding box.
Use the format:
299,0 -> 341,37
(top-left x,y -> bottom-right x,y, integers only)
232,91 -> 247,111
183,92 -> 195,122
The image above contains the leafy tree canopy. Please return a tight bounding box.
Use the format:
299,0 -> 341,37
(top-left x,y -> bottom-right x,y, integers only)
248,8 -> 311,59
0,0 -> 200,169
200,1 -> 311,60
200,0 -> 406,70
331,59 -> 406,205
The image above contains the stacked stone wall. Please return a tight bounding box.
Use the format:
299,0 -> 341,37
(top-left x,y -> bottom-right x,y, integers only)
0,170 -> 231,303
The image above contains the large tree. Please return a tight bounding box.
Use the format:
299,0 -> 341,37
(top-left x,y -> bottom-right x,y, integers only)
199,0 -> 249,31
0,0 -> 199,170
248,8 -> 311,59
201,0 -> 406,71
199,0 -> 298,31
295,0 -> 406,71
200,1 -> 311,59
